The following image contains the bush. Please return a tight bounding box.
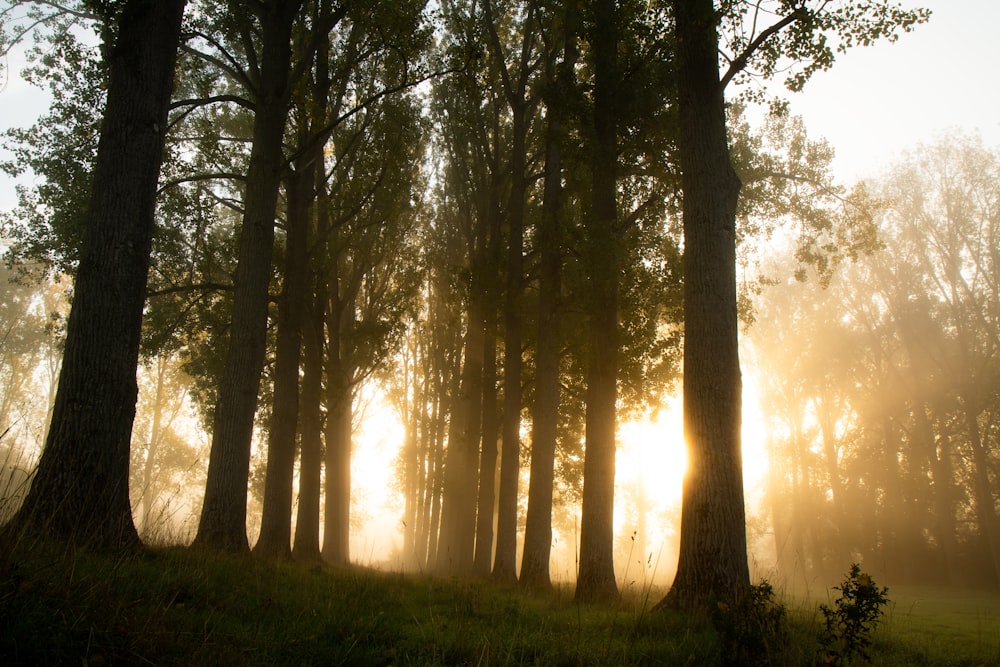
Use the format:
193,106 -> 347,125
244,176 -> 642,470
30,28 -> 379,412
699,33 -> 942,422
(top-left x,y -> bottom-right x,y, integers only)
819,563 -> 889,664
713,579 -> 787,666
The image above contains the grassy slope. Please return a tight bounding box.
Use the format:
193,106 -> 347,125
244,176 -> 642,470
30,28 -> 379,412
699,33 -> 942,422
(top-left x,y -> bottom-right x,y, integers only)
1,537 -> 997,666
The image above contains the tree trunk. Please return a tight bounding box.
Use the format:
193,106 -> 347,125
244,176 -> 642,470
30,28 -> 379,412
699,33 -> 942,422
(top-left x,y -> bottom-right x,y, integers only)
292,278 -> 325,561
254,158 -> 310,559
436,298 -> 484,575
292,0 -> 333,563
323,382 -> 353,564
140,358 -> 167,533
11,0 -> 186,550
474,185 -> 503,577
520,0 -> 575,590
575,0 -> 619,604
923,416 -> 961,584
493,101 -> 527,585
322,280 -> 355,565
473,277 -> 500,576
661,0 -> 749,610
194,0 -> 302,554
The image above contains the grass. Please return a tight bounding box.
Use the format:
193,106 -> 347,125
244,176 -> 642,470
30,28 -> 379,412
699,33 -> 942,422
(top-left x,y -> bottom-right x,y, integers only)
1,534 -> 999,666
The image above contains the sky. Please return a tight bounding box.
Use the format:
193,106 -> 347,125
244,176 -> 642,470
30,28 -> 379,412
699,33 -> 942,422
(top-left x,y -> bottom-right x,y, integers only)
777,0 -> 1000,182
1,1 -> 997,211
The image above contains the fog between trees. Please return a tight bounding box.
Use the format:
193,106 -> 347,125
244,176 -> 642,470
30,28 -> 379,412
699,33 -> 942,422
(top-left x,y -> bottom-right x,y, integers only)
5,0 -> 986,609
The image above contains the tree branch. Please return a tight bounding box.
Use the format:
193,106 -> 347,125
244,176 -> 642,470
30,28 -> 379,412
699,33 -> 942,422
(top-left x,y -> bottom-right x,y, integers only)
720,6 -> 807,91
157,172 -> 247,196
147,281 -> 234,298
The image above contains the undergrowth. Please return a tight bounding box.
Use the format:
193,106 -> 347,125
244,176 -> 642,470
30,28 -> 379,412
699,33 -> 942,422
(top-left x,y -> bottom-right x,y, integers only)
0,535 -> 995,666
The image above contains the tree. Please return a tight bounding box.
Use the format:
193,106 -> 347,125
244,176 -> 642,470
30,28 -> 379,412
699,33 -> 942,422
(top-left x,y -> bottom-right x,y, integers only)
193,0 -> 305,553
430,3 -> 504,575
5,0 -> 187,549
482,0 -> 540,585
662,0 -> 929,609
519,0 -> 578,591
574,0 -> 620,604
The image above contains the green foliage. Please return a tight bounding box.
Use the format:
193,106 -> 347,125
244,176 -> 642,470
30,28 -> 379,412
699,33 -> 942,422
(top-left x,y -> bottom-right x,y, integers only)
711,579 -> 788,666
718,0 -> 931,97
819,563 -> 890,664
0,19 -> 106,277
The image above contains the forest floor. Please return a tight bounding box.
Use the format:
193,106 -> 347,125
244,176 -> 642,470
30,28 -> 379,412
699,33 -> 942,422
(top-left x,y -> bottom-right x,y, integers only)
1,534 -> 998,666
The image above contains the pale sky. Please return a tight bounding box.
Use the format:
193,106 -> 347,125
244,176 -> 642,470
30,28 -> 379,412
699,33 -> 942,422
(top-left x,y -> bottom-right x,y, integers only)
779,0 -> 1000,182
0,1 -> 996,209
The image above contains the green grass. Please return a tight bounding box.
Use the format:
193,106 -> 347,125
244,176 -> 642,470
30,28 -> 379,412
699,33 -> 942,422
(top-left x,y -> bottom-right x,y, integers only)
1,535 -> 998,665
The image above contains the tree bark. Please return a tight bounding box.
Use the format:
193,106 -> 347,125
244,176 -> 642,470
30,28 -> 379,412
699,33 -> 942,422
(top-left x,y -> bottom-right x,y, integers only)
11,0 -> 186,550
575,0 -> 619,604
194,0 -> 302,554
661,0 -> 750,610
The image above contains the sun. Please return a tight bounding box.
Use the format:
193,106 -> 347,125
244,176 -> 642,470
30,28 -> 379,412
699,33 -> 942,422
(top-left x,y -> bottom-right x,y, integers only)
614,380 -> 772,531
616,401 -> 687,508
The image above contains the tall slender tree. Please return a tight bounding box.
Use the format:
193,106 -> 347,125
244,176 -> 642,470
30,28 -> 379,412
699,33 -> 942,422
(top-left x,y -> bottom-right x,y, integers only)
8,0 -> 187,550
575,0 -> 619,604
483,0 -> 539,585
194,0 -> 305,553
519,0 -> 577,591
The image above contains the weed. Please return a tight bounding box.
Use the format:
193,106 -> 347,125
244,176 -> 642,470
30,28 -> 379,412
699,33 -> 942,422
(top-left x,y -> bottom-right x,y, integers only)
819,563 -> 890,665
712,579 -> 788,666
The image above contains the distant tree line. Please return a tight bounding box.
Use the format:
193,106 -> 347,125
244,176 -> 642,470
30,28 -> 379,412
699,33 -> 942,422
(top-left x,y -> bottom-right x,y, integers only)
752,133 -> 1000,590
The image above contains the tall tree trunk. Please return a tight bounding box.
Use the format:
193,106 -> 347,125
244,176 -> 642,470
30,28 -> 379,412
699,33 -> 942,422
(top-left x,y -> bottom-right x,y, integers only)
473,277 -> 500,576
474,185 -> 503,577
323,283 -> 355,565
292,279 -> 325,561
400,336 -> 420,566
323,383 -> 353,564
195,0 -> 302,553
493,101 -> 527,585
292,0 -> 332,563
11,0 -> 186,550
485,0 -> 535,587
661,0 -> 749,610
816,396 -> 849,564
921,412 -> 960,584
520,0 -> 575,590
429,342 -> 462,568
575,0 -> 619,604
254,158 -> 310,559
436,298 -> 484,575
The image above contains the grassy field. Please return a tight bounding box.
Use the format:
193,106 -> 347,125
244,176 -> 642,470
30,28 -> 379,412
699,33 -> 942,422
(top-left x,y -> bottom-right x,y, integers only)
1,535 -> 998,665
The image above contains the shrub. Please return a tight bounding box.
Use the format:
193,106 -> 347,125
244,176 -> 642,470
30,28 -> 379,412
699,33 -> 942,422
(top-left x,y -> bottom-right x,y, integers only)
819,563 -> 889,664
